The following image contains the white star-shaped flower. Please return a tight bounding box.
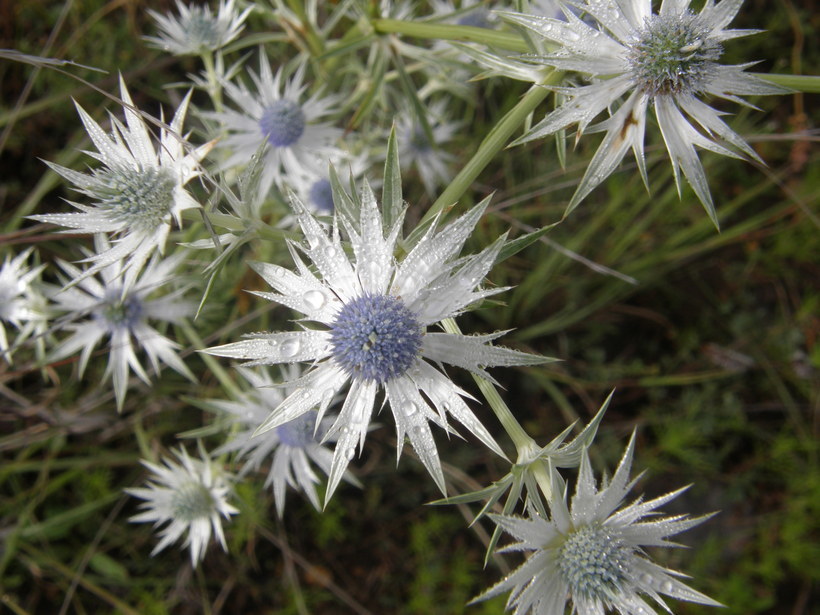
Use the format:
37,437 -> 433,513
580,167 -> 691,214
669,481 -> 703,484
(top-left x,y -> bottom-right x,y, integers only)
207,53 -> 344,198
126,446 -> 238,566
476,433 -> 721,615
144,0 -> 252,56
48,241 -> 196,410
474,0 -> 786,225
207,183 -> 550,502
212,367 -> 360,516
0,248 -> 47,363
32,77 -> 212,282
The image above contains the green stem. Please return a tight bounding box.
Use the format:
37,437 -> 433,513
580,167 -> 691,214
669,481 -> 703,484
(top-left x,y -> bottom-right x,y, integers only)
416,79 -> 554,232
179,320 -> 243,400
754,73 -> 820,93
372,18 -> 529,52
441,318 -> 535,456
200,52 -> 222,112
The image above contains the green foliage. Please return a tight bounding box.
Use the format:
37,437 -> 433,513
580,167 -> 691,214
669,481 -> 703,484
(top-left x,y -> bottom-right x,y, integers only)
0,0 -> 817,613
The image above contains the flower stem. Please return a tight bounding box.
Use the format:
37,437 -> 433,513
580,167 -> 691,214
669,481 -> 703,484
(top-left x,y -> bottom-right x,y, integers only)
415,80 -> 555,233
200,51 -> 222,112
755,72 -> 820,93
372,18 -> 529,52
441,318 -> 535,457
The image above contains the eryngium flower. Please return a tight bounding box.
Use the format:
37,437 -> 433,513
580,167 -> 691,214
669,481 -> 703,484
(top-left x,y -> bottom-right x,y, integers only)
494,0 -> 786,224
126,446 -> 238,566
212,367 -> 359,516
207,53 -> 343,198
144,0 -> 252,56
397,100 -> 461,196
48,244 -> 195,410
207,186 -> 549,501
32,78 -> 212,282
476,433 -> 721,615
0,248 -> 47,362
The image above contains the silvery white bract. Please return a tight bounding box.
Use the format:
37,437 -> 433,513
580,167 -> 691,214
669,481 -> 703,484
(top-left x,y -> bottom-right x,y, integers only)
212,367 -> 359,516
0,248 -> 47,363
32,78 -> 212,283
126,446 -> 238,566
476,433 -> 721,615
207,53 -> 344,198
207,183 -> 549,502
488,0 -> 786,225
48,243 -> 195,410
144,0 -> 252,56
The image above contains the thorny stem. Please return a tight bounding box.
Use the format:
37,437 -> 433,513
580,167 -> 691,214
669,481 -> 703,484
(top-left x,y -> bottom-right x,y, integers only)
441,318 -> 553,500
440,318 -> 534,456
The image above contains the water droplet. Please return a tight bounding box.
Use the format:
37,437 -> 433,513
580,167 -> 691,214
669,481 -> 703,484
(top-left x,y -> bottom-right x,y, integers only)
273,267 -> 285,277
280,337 -> 300,357
345,447 -> 356,460
300,389 -> 311,399
640,573 -> 653,586
267,339 -> 278,347
403,401 -> 418,416
660,580 -> 674,593
303,289 -> 326,310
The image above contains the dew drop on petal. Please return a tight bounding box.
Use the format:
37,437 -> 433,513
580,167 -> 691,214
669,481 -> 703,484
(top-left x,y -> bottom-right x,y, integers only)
345,447 -> 356,460
660,580 -> 674,594
403,401 -> 418,416
267,339 -> 279,347
280,337 -> 300,357
303,289 -> 327,310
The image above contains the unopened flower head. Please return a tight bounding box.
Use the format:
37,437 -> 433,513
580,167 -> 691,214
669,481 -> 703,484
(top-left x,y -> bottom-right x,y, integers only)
126,446 -> 238,566
145,0 -> 252,56
212,367 -> 357,515
48,241 -> 195,410
207,53 -> 344,198
0,248 -> 47,362
476,433 -> 721,615
207,177 -> 549,502
483,0 -> 786,225
32,78 -> 212,281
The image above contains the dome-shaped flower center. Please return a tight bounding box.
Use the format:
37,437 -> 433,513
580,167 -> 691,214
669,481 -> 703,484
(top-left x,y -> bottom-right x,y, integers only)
409,124 -> 432,153
275,412 -> 316,448
259,99 -> 306,147
99,292 -> 144,330
558,524 -> 631,600
330,294 -> 422,384
96,165 -> 177,231
628,12 -> 721,96
309,178 -> 334,212
457,8 -> 491,29
186,10 -> 222,51
171,480 -> 216,523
